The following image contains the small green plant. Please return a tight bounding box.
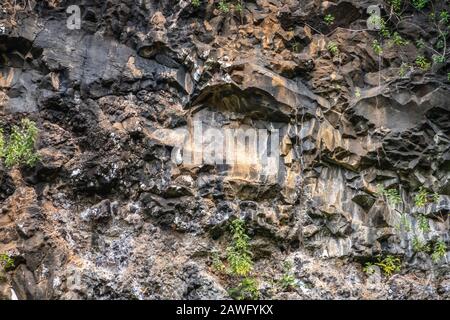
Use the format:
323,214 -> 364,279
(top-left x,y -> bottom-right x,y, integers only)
412,0 -> 428,10
327,41 -> 339,56
391,32 -> 408,46
278,261 -> 296,290
363,262 -> 376,275
234,1 -> 243,14
415,55 -> 431,71
228,277 -> 260,300
372,40 -> 383,55
376,185 -> 402,206
416,39 -> 425,49
433,54 -> 445,64
448,73 -> 450,81
0,128 -> 5,159
414,187 -> 429,207
440,10 -> 449,24
2,118 -> 39,168
431,240 -> 447,263
211,251 -> 226,273
355,88 -> 361,98
417,214 -> 430,233
412,236 -> 431,253
227,219 -> 253,277
388,0 -> 402,12
0,253 -> 14,271
324,14 -> 335,26
375,255 -> 402,276
191,0 -> 201,7
218,0 -> 230,13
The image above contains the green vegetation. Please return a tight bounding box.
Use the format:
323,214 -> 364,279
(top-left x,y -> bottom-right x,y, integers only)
391,32 -> 408,46
376,255 -> 402,276
412,0 -> 428,10
412,236 -> 431,253
431,240 -> 447,263
414,187 -> 429,207
211,251 -> 226,273
417,214 -> 430,233
229,277 -> 260,300
327,41 -> 339,56
364,255 -> 401,277
0,118 -> 39,168
376,184 -> 402,206
324,14 -> 335,26
0,254 -> 14,270
363,262 -> 376,275
191,0 -> 200,7
388,0 -> 402,12
278,261 -> 296,290
218,0 -> 230,13
415,55 -> 431,71
372,40 -> 383,55
227,219 -> 253,276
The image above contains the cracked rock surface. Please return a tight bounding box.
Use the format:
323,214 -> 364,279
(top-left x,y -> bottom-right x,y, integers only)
0,0 -> 449,299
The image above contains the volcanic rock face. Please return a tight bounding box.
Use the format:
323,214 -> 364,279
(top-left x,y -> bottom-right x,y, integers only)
0,0 -> 449,300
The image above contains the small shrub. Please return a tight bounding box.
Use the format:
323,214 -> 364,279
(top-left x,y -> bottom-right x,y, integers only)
414,187 -> 429,207
218,0 -> 230,13
376,185 -> 401,206
2,118 -> 39,168
433,55 -> 445,64
440,10 -> 449,24
375,255 -> 401,276
211,251 -> 226,273
227,219 -> 253,276
415,55 -> 431,71
278,261 -> 296,290
391,32 -> 408,46
417,214 -> 430,233
372,40 -> 383,55
191,0 -> 200,7
431,240 -> 447,263
229,277 -> 260,300
363,262 -> 376,275
324,14 -> 335,26
388,0 -> 402,12
0,254 -> 14,270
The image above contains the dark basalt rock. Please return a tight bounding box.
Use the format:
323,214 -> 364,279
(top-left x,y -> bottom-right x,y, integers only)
0,0 -> 449,300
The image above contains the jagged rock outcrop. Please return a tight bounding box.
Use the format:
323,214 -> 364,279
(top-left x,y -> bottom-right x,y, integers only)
0,0 -> 449,300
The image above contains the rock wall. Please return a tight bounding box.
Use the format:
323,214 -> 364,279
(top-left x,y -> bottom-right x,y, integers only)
0,0 -> 449,299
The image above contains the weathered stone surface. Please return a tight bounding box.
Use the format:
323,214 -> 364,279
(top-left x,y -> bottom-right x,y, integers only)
0,0 -> 449,300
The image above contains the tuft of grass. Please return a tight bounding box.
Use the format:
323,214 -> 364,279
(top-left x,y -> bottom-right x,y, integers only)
191,0 -> 201,7
1,118 -> 39,168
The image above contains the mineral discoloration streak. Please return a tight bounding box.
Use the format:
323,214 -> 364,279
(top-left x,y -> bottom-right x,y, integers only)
0,0 -> 449,300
